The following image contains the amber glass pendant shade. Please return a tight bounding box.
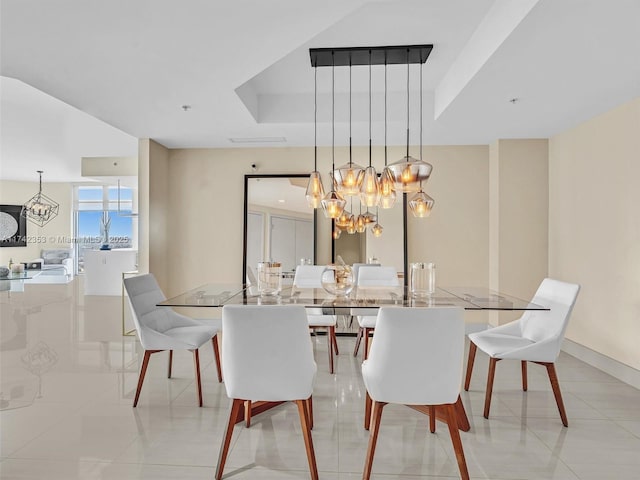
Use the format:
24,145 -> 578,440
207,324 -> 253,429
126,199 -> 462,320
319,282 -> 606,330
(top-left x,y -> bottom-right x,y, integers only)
305,171 -> 325,208
334,163 -> 364,196
387,156 -> 432,193
359,166 -> 380,207
335,209 -> 352,228
378,167 -> 396,208
321,190 -> 346,219
371,223 -> 383,237
409,190 -> 434,217
346,215 -> 357,234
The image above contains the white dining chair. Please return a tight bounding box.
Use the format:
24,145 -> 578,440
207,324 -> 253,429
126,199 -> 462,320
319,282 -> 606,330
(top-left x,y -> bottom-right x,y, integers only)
361,306 -> 469,480
352,265 -> 399,359
293,265 -> 339,373
464,278 -> 580,426
123,273 -> 222,407
215,305 -> 318,480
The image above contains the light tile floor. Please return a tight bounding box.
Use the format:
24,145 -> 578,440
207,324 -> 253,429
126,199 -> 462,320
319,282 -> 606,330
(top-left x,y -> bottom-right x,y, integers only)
1,279 -> 639,479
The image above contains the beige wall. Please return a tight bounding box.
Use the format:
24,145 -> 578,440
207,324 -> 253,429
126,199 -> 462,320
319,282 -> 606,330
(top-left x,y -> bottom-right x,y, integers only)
149,140 -> 170,290
0,180 -> 73,266
549,97 -> 640,370
163,144 -> 492,299
408,145 -> 490,288
490,139 -> 549,324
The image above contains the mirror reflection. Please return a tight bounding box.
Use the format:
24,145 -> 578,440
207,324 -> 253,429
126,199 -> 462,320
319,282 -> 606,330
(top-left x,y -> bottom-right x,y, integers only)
244,175 -> 315,284
333,196 -> 405,276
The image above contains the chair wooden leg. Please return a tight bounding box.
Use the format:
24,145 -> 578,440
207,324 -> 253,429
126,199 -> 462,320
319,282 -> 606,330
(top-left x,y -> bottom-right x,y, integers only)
353,327 -> 363,356
363,328 -> 372,360
295,399 -> 319,480
193,349 -> 203,407
215,398 -> 243,480
521,360 -> 528,391
327,326 -> 335,374
306,396 -> 314,430
212,335 -> 222,383
542,362 -> 568,427
445,404 -> 470,480
134,350 -> 153,407
244,400 -> 252,428
429,405 -> 436,433
464,341 -> 476,391
484,357 -> 499,419
364,391 -> 373,430
331,327 -> 339,355
167,350 -> 173,378
363,400 -> 386,480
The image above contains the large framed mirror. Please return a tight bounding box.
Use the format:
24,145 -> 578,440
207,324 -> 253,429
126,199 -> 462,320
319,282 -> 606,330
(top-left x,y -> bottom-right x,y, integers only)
243,174 -> 317,285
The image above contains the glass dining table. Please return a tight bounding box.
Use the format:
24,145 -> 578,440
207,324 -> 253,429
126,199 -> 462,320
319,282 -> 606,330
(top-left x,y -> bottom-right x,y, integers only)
158,283 -> 546,431
158,283 -> 547,312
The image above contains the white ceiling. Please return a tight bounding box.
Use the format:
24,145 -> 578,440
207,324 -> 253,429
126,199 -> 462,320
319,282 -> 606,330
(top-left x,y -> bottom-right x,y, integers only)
1,0 -> 639,182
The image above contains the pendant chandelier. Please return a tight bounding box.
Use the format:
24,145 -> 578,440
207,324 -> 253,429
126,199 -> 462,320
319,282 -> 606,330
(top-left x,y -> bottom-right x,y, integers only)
305,65 -> 325,208
309,45 -> 434,230
320,52 -> 346,219
387,48 -> 433,193
21,170 -> 59,227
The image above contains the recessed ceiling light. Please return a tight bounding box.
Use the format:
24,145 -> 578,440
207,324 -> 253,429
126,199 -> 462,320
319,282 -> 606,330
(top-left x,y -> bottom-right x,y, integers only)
181,105 -> 192,111
229,137 -> 286,144
508,98 -> 519,104
278,199 -> 285,203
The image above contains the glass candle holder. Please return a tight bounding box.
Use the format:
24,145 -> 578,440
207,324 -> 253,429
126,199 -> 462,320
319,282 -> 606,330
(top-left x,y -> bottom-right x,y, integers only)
410,262 -> 435,297
257,262 -> 282,296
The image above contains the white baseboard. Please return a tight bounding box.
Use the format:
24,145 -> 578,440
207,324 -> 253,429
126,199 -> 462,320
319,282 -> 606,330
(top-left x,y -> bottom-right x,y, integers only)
562,338 -> 640,389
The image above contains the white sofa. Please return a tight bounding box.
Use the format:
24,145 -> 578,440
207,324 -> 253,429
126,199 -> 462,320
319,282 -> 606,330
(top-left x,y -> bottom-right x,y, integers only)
34,249 -> 74,277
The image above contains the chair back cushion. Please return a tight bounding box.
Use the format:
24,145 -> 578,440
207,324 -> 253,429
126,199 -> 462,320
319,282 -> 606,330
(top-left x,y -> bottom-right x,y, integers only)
520,278 -> 580,343
352,263 -> 380,285
357,266 -> 399,287
362,306 -> 465,405
222,305 -> 317,401
293,265 -> 326,288
123,274 -> 174,338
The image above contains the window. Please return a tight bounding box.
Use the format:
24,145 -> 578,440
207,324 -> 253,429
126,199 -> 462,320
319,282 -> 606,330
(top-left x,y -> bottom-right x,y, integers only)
74,185 -> 137,274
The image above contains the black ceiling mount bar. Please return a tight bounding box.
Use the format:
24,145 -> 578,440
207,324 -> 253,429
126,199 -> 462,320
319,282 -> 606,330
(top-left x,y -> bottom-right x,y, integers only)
310,45 -> 433,67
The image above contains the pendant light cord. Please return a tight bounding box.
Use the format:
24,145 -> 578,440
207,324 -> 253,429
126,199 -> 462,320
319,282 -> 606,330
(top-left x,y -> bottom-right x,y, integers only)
420,60 -> 423,161
331,51 -> 335,174
406,48 -> 410,160
419,59 -> 423,190
314,66 -> 318,171
369,49 -> 372,168
384,57 -> 387,166
349,55 -> 352,167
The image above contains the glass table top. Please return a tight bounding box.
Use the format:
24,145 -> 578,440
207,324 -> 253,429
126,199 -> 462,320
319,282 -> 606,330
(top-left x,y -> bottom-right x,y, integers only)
159,284 -> 548,311
0,271 -> 42,282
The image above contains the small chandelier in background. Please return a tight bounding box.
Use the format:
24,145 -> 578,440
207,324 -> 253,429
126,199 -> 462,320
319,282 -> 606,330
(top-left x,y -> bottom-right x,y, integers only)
22,170 -> 59,227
